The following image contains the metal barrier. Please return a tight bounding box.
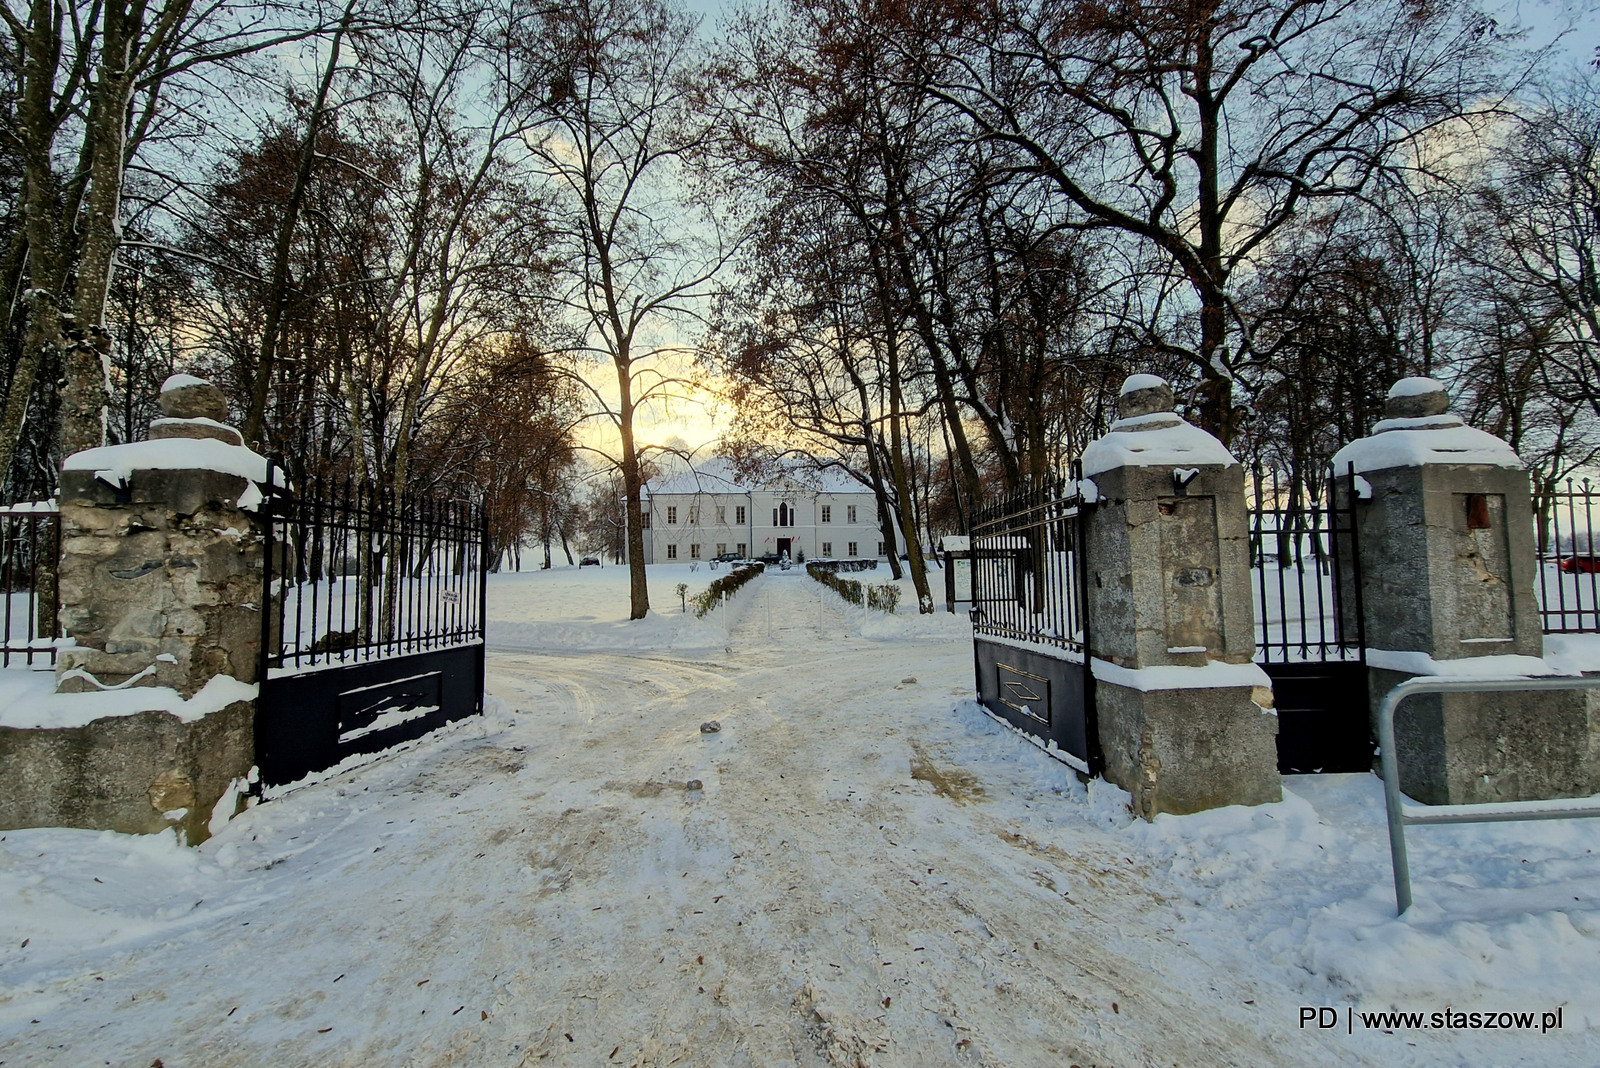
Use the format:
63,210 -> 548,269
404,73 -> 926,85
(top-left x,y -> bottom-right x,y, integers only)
1380,674 -> 1600,914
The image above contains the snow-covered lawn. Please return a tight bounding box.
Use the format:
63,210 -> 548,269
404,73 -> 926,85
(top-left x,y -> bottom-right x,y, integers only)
1,565 -> 1597,1066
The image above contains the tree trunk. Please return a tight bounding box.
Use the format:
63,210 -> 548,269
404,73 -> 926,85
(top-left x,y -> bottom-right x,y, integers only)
617,358 -> 650,619
884,335 -> 933,613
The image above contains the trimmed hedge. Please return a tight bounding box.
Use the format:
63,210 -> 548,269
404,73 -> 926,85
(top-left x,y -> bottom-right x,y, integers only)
810,557 -> 878,573
806,561 -> 900,613
690,562 -> 765,617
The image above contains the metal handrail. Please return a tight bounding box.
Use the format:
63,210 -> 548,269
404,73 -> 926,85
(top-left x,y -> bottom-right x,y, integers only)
1380,673 -> 1600,914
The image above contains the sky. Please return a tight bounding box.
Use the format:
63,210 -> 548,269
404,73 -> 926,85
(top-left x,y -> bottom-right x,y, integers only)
588,0 -> 1600,473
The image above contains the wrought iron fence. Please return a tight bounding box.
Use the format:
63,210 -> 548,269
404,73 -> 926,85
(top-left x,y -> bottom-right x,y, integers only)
1247,465 -> 1365,664
264,476 -> 488,673
1,502 -> 59,669
1535,479 -> 1600,633
968,472 -> 1088,654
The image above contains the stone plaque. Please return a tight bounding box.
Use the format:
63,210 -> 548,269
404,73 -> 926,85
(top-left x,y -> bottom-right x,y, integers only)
1159,496 -> 1223,653
1453,492 -> 1513,641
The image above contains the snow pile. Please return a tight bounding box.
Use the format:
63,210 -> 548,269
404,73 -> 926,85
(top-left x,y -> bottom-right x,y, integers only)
946,701 -> 1600,1048
0,671 -> 257,730
1090,657 -> 1273,692
1122,773 -> 1600,1029
1081,413 -> 1237,476
62,438 -> 276,491
1542,633 -> 1600,675
1364,649 -> 1557,677
1331,418 -> 1523,472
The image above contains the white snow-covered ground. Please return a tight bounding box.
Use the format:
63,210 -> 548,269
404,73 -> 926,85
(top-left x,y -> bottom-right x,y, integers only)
1,564 -> 1598,1066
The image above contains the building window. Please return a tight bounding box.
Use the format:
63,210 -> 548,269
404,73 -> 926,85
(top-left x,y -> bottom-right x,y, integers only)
688,507 -> 698,525
775,502 -> 794,527
847,505 -> 857,523
716,543 -> 726,556
822,541 -> 832,556
641,512 -> 650,529
772,507 -> 778,526
736,505 -> 746,524
667,506 -> 677,524
666,544 -> 677,559
737,542 -> 746,556
847,542 -> 858,557
690,544 -> 701,559
716,506 -> 726,524
877,541 -> 885,555
821,505 -> 831,523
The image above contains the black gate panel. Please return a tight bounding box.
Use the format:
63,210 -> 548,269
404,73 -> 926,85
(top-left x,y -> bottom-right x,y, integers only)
975,638 -> 1091,766
969,472 -> 1100,773
1264,660 -> 1373,773
257,643 -> 484,786
1250,464 -> 1371,774
257,473 -> 489,788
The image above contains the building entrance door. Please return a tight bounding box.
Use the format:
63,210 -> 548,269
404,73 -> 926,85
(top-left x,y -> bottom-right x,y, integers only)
777,537 -> 792,557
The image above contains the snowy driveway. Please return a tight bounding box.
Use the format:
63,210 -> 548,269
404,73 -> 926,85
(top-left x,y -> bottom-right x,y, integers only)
3,570 -> 1597,1066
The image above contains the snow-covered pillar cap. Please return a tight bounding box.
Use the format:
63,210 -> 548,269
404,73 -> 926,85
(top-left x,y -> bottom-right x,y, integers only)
1118,374 -> 1175,420
1384,376 -> 1450,420
152,374 -> 243,446
1332,376 -> 1520,471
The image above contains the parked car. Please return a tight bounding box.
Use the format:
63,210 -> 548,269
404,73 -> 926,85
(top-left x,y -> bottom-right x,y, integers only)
579,556 -> 601,567
713,551 -> 743,563
1559,555 -> 1600,574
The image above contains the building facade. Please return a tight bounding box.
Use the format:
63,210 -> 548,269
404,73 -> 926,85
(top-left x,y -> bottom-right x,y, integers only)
638,460 -> 893,565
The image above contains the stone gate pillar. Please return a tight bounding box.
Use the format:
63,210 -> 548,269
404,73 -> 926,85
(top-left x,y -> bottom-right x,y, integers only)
57,375 -> 271,696
1333,377 -> 1596,804
1081,375 -> 1280,818
0,375 -> 274,844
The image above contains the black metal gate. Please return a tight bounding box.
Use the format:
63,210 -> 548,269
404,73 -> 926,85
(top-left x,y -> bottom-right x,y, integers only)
2,502 -> 59,669
1249,465 -> 1371,774
256,476 -> 488,786
969,472 -> 1100,774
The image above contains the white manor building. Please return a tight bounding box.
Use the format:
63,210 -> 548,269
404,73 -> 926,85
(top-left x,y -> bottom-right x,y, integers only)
637,459 -> 895,565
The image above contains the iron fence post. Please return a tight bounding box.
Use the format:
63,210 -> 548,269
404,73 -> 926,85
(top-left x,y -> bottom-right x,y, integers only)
478,499 -> 489,716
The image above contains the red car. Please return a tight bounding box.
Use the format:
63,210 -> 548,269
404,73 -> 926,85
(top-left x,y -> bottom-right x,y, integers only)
1559,555 -> 1600,574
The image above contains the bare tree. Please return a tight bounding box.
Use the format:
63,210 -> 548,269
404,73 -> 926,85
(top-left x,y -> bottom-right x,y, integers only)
512,0 -> 724,619
0,0 -> 347,487
910,0 -> 1513,442
1454,73 -> 1600,524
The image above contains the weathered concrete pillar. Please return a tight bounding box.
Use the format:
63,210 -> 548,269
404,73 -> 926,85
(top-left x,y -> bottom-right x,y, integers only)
1333,377 -> 1596,804
1082,375 -> 1280,818
0,375 -> 273,843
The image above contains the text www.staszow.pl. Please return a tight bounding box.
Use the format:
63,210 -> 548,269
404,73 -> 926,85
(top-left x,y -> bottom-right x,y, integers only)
1299,1006 -> 1564,1033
